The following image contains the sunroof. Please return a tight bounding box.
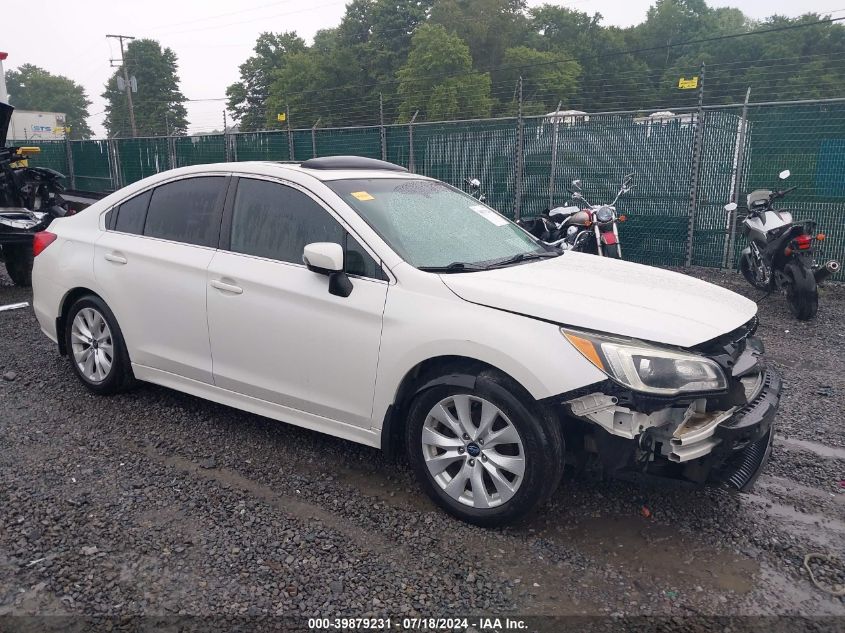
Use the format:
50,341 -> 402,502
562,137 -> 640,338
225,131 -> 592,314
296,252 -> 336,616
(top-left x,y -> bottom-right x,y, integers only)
300,156 -> 407,172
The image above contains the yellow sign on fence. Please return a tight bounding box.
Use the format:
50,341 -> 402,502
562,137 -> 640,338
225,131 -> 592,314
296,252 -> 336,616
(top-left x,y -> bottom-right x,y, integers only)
678,77 -> 699,90
277,113 -> 287,122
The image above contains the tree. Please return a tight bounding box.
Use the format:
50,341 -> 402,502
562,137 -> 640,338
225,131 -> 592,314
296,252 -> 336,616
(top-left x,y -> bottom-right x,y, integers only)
527,5 -> 648,111
430,0 -> 529,69
102,39 -> 188,137
498,46 -> 580,115
226,32 -> 306,132
4,64 -> 92,139
396,24 -> 492,121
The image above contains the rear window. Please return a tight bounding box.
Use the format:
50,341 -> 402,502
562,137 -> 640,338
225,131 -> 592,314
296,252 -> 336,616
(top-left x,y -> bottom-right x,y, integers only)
144,176 -> 226,247
113,190 -> 151,235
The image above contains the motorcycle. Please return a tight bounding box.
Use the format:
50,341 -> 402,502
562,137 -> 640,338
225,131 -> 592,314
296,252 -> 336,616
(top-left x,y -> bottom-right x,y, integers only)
724,169 -> 840,321
464,178 -> 486,202
0,101 -> 71,287
518,174 -> 633,258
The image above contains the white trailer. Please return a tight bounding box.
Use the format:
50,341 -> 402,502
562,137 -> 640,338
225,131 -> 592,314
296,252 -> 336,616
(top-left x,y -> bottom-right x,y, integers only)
7,110 -> 68,141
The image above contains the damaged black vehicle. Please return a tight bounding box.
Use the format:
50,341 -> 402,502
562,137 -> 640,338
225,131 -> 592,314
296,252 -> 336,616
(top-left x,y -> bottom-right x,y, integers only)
0,102 -> 71,287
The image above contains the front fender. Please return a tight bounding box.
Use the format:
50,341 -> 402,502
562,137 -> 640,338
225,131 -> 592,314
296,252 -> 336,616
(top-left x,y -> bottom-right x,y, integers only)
371,280 -> 606,434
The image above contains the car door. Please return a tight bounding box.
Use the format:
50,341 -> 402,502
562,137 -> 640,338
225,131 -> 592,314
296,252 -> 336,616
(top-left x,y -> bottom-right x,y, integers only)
206,176 -> 389,428
94,175 -> 229,383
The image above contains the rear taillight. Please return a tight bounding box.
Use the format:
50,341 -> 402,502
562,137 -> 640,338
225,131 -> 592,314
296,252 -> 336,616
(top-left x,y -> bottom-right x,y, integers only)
33,231 -> 57,257
795,234 -> 812,250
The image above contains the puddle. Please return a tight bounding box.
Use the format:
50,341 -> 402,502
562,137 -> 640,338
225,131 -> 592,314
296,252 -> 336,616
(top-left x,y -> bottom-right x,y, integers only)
333,466 -> 434,511
539,515 -> 758,594
776,436 -> 845,461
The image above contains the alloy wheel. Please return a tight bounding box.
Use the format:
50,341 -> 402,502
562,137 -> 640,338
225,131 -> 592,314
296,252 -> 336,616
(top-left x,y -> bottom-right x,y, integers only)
70,307 -> 114,383
421,394 -> 526,508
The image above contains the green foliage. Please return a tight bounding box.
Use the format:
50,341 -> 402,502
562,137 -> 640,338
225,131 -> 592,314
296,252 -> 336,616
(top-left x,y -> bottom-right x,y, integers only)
4,64 -> 93,139
102,39 -> 188,137
396,24 -> 492,121
498,46 -> 580,115
228,0 -> 845,128
226,32 -> 306,132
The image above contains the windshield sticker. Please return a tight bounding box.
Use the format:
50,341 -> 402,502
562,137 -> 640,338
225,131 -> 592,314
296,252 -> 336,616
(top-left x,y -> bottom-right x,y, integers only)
470,205 -> 509,226
351,191 -> 375,201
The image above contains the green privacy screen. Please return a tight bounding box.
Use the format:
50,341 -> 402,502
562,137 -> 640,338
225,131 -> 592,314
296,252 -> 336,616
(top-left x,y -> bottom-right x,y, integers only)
14,102 -> 845,278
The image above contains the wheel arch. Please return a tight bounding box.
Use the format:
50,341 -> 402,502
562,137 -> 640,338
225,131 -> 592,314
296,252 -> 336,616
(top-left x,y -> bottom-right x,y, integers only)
379,355 -> 537,456
56,287 -> 105,356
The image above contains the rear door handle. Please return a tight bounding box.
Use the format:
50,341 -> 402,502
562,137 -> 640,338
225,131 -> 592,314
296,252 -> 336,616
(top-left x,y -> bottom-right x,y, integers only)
104,252 -> 127,265
210,279 -> 243,295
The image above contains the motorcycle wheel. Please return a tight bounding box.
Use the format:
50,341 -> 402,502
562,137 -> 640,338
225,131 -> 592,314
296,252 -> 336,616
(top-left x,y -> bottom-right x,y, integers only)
3,244 -> 34,287
739,252 -> 772,290
784,260 -> 818,321
603,243 -> 621,259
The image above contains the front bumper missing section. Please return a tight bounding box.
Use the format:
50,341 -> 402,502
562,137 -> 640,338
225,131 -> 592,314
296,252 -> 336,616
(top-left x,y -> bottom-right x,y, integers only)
563,369 -> 782,488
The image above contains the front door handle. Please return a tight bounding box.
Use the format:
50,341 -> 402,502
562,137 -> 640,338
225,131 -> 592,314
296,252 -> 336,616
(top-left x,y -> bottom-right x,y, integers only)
104,252 -> 127,265
210,279 -> 243,295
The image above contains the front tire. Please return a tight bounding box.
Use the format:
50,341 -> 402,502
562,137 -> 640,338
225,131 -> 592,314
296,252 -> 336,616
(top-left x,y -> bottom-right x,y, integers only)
603,243 -> 621,259
3,243 -> 34,287
739,251 -> 772,290
785,260 -> 818,321
406,371 -> 563,527
64,295 -> 135,394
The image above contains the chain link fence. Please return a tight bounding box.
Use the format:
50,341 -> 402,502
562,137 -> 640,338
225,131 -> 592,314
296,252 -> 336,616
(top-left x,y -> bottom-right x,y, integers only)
11,99 -> 845,278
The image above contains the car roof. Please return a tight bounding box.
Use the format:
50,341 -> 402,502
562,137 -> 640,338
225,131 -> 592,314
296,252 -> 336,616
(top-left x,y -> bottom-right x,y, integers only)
158,160 -> 432,183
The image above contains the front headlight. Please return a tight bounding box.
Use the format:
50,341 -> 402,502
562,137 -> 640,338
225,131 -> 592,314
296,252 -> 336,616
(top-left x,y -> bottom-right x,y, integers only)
561,327 -> 727,395
595,206 -> 614,223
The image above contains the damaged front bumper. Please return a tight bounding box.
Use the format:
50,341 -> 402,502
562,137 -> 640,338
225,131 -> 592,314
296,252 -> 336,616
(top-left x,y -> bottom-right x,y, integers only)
562,367 -> 781,491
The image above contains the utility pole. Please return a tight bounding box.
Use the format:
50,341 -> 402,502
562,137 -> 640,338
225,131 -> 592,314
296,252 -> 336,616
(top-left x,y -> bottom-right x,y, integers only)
107,34 -> 137,137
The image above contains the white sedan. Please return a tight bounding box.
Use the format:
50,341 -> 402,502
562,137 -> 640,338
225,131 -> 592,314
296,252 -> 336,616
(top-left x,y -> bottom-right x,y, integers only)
31,156 -> 780,525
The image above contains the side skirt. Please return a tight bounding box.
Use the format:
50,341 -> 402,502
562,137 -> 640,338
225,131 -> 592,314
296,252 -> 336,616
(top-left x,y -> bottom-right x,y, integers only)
131,364 -> 382,449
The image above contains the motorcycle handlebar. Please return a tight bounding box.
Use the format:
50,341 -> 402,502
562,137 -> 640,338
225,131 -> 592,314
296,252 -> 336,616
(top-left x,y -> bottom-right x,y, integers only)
772,185 -> 798,199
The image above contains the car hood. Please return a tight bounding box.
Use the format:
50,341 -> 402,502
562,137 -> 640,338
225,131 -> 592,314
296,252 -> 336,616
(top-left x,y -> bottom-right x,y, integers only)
0,102 -> 11,147
439,252 -> 757,348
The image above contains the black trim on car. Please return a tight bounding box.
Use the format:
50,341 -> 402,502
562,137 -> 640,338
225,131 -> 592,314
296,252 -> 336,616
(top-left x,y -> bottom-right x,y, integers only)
218,175 -> 238,251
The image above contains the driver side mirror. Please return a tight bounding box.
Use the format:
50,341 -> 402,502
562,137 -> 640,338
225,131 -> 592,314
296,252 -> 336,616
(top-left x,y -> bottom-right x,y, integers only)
779,169 -> 791,180
724,202 -> 738,212
303,242 -> 353,297
571,179 -> 582,191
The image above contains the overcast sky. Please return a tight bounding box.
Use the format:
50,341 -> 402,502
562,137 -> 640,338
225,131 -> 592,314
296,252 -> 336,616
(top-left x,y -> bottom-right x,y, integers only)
2,0 -> 842,136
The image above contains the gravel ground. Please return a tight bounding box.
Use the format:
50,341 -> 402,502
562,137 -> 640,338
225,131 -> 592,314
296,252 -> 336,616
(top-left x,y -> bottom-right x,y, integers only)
0,265 -> 843,630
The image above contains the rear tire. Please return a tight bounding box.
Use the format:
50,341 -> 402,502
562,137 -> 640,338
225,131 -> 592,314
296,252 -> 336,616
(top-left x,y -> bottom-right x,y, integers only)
64,295 -> 136,395
3,243 -> 34,287
406,370 -> 563,527
785,260 -> 818,321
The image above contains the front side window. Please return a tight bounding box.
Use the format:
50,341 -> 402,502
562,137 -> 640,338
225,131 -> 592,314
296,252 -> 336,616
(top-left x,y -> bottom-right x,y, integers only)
144,176 -> 226,247
326,178 -> 547,269
230,178 -> 344,265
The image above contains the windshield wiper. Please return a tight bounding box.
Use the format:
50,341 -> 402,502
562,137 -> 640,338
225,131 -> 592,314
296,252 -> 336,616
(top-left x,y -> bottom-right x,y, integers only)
483,250 -> 561,269
417,262 -> 486,273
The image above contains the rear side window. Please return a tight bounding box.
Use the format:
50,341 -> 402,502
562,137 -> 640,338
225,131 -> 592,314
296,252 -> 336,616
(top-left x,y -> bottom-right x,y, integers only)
112,190 -> 152,235
144,177 -> 226,247
230,178 -> 343,264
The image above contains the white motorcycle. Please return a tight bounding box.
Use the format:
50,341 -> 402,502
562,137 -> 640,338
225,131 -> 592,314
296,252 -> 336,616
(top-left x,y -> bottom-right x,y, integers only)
725,169 -> 840,320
